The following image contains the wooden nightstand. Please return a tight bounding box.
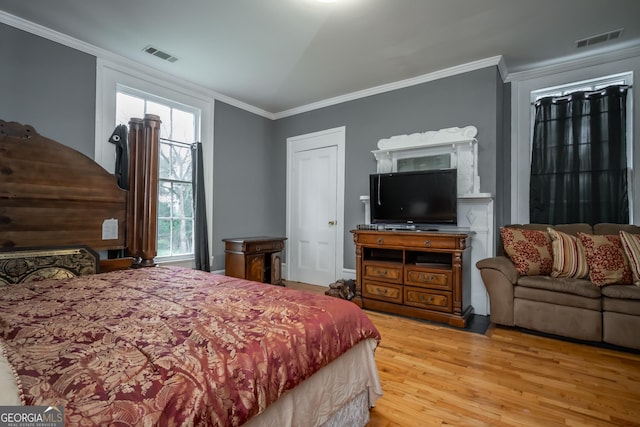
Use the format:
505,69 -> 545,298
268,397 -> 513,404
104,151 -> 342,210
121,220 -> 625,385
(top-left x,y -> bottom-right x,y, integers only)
222,236 -> 286,285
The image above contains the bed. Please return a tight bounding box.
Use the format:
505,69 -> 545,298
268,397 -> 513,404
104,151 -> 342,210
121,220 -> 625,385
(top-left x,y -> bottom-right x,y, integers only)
0,118 -> 382,426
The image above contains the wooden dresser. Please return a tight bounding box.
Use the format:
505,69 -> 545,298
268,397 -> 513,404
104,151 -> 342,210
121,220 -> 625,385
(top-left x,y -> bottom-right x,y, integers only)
351,229 -> 472,327
223,236 -> 286,285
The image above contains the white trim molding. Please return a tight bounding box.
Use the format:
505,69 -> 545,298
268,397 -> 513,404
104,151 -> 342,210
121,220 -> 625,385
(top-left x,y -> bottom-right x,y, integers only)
372,126 -> 485,197
506,44 -> 640,83
274,56 -> 505,119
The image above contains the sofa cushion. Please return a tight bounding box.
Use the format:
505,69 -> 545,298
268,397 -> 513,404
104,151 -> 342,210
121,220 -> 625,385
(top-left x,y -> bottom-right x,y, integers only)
515,285 -> 602,311
619,231 -> 640,286
514,299 -> 602,342
577,233 -> 633,286
603,298 -> 640,316
500,228 -> 553,276
517,275 -> 601,298
603,312 -> 640,349
600,284 -> 640,300
547,228 -> 589,279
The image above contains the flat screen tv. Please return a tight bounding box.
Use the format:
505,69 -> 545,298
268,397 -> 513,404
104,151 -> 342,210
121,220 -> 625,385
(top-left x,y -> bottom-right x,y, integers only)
370,169 -> 457,226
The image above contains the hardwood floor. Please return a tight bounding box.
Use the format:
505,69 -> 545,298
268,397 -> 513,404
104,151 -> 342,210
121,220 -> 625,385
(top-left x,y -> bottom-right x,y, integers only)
284,281 -> 640,427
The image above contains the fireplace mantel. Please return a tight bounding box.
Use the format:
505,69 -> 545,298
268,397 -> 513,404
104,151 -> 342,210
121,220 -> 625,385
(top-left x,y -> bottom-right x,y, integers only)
371,125 -> 490,197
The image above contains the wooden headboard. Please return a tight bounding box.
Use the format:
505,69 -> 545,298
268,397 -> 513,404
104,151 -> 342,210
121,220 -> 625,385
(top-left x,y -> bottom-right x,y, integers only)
0,115 -> 160,266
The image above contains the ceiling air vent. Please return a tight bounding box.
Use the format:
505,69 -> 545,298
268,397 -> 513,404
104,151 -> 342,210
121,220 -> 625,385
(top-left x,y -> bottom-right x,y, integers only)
143,45 -> 179,63
576,29 -> 623,48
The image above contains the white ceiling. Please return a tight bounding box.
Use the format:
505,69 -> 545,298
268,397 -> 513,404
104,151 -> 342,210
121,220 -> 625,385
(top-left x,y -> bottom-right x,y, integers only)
2,0 -> 640,115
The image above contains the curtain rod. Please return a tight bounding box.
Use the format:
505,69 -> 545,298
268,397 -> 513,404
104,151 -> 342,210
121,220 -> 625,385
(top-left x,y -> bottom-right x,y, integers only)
530,84 -> 633,105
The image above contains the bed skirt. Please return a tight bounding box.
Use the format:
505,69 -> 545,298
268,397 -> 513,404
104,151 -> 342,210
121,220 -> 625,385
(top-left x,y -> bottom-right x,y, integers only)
242,338 -> 382,427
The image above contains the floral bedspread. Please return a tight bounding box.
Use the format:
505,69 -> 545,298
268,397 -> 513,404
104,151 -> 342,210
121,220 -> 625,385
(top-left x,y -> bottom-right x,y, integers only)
0,266 -> 380,426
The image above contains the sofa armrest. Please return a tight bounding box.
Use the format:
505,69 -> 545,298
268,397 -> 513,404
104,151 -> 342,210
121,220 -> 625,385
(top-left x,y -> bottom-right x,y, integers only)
476,256 -> 519,284
476,256 -> 518,326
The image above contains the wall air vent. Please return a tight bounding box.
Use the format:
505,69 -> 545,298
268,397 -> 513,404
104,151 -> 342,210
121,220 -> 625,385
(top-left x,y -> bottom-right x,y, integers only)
576,29 -> 623,48
143,45 -> 179,63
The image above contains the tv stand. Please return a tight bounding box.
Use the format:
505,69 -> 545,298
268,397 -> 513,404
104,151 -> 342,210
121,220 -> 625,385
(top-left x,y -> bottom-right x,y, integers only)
351,229 -> 472,327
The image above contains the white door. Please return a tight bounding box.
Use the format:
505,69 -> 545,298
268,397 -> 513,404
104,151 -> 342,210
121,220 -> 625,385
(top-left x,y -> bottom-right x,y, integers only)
287,127 -> 345,286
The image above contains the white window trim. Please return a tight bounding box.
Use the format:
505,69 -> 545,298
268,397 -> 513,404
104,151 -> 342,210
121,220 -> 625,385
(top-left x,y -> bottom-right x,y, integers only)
510,57 -> 639,225
96,59 -> 215,265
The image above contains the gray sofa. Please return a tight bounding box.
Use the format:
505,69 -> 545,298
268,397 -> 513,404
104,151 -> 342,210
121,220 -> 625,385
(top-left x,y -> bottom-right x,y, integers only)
476,223 -> 640,350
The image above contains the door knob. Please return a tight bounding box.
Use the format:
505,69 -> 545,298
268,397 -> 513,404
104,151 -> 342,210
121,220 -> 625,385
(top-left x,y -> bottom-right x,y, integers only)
328,220 -> 336,225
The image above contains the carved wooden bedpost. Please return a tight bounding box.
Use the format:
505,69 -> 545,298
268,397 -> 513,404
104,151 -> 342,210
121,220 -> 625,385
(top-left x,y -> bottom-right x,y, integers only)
127,114 -> 161,267
126,118 -> 143,265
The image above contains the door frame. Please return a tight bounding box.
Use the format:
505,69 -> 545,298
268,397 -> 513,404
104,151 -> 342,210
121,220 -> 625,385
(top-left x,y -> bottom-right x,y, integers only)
286,126 -> 346,284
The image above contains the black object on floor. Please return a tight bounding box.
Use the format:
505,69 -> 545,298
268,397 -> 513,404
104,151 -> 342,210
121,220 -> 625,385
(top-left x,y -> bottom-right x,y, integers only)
465,314 -> 491,335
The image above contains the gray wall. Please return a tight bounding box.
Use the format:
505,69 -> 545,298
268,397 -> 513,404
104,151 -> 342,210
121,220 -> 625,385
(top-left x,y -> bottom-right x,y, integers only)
212,101 -> 281,270
274,67 -> 507,270
0,23 -> 96,158
497,79 -> 512,230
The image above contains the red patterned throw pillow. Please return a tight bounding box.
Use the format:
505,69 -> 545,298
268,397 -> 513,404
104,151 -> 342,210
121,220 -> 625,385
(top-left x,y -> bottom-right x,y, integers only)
577,232 -> 633,287
500,227 -> 553,276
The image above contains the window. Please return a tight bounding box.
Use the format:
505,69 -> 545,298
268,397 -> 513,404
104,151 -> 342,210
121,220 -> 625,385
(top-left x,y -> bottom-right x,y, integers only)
115,87 -> 201,259
529,73 -> 633,224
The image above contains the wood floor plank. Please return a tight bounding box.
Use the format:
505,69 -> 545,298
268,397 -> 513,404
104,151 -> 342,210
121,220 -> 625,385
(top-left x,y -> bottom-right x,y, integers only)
283,281 -> 640,426
365,310 -> 640,427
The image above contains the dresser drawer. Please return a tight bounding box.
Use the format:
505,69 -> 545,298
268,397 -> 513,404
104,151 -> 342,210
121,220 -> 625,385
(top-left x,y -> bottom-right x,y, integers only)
357,233 -> 416,248
244,240 -> 285,253
356,232 -> 465,250
363,280 -> 403,304
405,268 -> 452,290
404,287 -> 452,312
363,262 -> 403,283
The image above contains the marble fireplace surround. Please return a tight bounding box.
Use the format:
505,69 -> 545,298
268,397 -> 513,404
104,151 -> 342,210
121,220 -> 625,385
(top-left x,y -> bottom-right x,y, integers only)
361,126 -> 494,315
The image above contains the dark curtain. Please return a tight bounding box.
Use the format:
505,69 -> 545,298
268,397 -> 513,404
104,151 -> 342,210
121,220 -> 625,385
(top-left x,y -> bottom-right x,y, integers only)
530,85 -> 629,225
192,142 -> 211,272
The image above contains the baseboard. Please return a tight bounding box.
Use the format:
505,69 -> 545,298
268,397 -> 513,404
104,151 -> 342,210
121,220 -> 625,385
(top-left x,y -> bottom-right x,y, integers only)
342,268 -> 356,280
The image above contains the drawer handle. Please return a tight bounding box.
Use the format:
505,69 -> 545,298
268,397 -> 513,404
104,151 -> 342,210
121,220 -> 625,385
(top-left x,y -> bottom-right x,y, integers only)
419,295 -> 434,303
377,269 -> 387,276
377,238 -> 384,244
420,274 -> 436,282
424,240 -> 431,248
379,288 -> 388,295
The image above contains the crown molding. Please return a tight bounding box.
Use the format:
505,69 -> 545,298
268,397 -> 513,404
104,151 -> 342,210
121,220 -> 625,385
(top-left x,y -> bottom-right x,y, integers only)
505,43 -> 640,82
273,55 -> 505,119
496,56 -> 509,82
1,10 -> 97,57
0,11 -> 274,119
